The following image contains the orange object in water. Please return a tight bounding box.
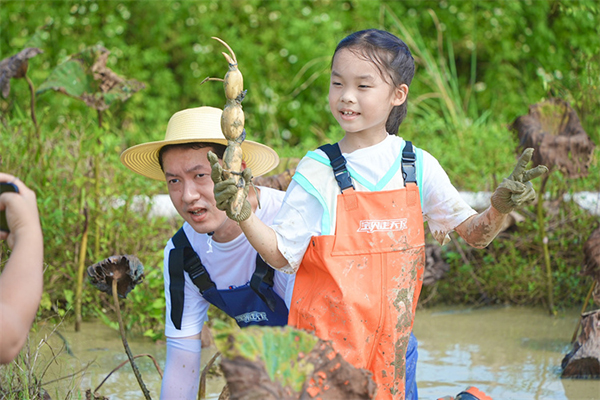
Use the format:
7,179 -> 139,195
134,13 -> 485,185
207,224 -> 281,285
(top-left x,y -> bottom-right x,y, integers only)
289,183 -> 425,400
437,386 -> 493,400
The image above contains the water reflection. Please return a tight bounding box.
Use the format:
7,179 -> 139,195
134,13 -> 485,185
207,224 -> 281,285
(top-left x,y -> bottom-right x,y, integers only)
29,306 -> 600,399
412,306 -> 600,400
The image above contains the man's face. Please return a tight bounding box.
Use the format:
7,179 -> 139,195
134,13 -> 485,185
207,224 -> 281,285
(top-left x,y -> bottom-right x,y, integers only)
162,146 -> 231,237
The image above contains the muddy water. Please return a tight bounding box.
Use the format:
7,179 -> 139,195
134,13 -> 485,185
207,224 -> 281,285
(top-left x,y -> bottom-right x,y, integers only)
412,306 -> 600,400
30,306 -> 599,400
30,321 -> 224,400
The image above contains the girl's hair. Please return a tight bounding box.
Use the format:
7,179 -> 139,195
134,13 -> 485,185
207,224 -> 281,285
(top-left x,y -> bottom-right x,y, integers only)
333,29 -> 415,135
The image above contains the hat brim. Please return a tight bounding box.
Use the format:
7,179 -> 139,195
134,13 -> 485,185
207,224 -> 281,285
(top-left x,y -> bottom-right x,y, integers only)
121,138 -> 279,181
120,106 -> 279,181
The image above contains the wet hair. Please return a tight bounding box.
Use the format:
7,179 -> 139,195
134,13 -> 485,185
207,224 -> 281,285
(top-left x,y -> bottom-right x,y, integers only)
333,29 -> 415,135
158,142 -> 227,172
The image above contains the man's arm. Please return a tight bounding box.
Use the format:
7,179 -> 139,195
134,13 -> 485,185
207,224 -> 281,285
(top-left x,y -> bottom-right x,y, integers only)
160,335 -> 202,400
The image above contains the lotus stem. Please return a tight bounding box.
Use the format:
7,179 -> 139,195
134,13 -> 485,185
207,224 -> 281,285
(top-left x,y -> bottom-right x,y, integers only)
111,278 -> 152,400
94,353 -> 163,394
75,203 -> 89,332
570,280 -> 596,343
198,351 -> 221,400
25,74 -> 38,132
537,175 -> 555,315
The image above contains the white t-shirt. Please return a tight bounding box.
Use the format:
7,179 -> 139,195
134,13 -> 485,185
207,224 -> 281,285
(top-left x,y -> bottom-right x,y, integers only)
272,135 -> 477,272
163,186 -> 294,338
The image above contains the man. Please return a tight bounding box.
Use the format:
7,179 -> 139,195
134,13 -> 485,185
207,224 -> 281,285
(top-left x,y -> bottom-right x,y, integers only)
120,106 -> 294,399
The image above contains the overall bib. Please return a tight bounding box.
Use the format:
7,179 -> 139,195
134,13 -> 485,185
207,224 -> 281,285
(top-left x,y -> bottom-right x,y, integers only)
169,228 -> 289,330
289,142 -> 425,400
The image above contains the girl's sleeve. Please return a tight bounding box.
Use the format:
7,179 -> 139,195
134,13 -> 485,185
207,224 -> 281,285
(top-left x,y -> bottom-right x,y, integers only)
271,180 -> 323,273
421,150 -> 477,245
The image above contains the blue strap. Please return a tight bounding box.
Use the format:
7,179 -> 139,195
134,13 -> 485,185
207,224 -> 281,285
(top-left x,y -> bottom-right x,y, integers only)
169,228 -> 227,329
318,143 -> 354,192
402,141 -> 417,185
249,256 -> 277,312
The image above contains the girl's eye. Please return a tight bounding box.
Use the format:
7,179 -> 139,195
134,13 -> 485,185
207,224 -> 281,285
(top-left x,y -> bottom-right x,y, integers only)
332,81 -> 342,86
359,84 -> 371,89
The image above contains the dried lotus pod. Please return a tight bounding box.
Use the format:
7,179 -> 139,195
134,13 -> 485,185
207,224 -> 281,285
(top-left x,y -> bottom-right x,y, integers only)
0,47 -> 43,98
510,98 -> 595,179
87,254 -> 144,298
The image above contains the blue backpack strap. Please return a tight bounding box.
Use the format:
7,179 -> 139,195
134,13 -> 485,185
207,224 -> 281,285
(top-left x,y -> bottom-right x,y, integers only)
169,228 -> 227,329
402,141 -> 417,185
319,143 -> 354,192
249,255 -> 277,312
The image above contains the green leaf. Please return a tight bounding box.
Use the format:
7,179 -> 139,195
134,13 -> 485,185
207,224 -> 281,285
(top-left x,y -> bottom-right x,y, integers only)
215,325 -> 319,393
37,59 -> 92,98
36,44 -> 144,111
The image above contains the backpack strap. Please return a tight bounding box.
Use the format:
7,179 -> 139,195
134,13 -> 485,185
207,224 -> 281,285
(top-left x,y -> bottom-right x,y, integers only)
249,255 -> 277,312
319,143 -> 354,193
402,141 -> 417,185
169,228 -> 226,330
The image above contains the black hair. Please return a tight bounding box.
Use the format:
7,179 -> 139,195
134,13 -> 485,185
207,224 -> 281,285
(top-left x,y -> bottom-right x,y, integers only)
158,142 -> 227,172
333,29 -> 415,135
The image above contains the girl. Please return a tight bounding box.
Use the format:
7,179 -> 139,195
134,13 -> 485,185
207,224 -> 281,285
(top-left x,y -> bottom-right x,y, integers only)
211,29 -> 546,400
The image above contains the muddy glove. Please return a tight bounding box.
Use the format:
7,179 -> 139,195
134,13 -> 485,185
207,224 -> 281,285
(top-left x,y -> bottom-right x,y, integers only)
490,148 -> 548,214
208,151 -> 253,222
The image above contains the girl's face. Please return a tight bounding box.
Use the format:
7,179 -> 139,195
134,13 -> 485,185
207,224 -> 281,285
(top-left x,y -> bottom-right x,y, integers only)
328,48 -> 407,141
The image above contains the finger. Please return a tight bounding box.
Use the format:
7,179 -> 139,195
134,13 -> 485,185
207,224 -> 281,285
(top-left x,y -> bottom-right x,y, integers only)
214,179 -> 239,196
208,152 -> 223,184
241,167 -> 253,183
500,179 -> 526,194
522,165 -> 549,183
511,182 -> 536,206
510,148 -> 534,181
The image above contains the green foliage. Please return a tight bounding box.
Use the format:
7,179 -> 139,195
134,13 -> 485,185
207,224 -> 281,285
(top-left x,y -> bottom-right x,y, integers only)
421,196 -> 597,309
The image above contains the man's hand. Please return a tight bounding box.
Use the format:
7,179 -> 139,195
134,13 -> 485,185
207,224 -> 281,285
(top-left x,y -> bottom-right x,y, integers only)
208,151 -> 252,222
490,148 -> 548,214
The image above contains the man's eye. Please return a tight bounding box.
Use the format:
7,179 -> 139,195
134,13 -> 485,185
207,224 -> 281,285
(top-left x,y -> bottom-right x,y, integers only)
168,179 -> 179,185
196,174 -> 206,179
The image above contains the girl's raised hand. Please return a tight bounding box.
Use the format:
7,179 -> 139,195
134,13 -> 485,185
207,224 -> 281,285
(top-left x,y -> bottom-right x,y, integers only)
490,148 -> 548,214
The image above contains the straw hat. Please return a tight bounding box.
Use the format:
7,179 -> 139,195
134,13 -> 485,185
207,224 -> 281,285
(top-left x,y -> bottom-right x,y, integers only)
120,106 -> 279,181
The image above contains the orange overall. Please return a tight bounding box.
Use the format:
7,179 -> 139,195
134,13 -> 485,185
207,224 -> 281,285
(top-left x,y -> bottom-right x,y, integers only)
289,144 -> 425,400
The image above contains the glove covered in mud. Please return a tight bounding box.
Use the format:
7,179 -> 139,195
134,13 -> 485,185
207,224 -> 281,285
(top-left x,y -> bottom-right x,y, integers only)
490,148 -> 548,214
208,151 -> 252,222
